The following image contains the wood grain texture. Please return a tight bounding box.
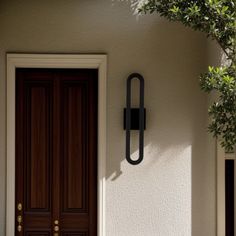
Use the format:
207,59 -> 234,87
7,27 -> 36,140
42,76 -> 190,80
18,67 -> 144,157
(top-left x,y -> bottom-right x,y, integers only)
61,83 -> 88,212
59,71 -> 98,235
28,86 -> 51,210
25,232 -> 50,236
16,68 -> 98,236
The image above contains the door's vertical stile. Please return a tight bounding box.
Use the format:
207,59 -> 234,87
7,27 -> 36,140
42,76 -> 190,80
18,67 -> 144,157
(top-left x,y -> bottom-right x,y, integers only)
52,74 -> 60,235
15,72 -> 24,236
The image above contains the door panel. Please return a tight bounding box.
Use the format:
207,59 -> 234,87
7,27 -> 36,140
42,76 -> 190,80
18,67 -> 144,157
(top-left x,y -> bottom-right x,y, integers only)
16,74 -> 53,235
59,73 -> 97,235
26,85 -> 52,212
61,83 -> 88,212
16,69 -> 98,236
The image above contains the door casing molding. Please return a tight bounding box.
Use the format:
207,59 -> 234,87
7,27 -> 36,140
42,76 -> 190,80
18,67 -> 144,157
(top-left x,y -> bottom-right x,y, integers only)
216,141 -> 236,236
6,53 -> 107,236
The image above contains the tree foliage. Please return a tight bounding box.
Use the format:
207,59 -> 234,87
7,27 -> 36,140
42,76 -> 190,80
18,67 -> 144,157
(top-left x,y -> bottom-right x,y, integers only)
139,0 -> 236,151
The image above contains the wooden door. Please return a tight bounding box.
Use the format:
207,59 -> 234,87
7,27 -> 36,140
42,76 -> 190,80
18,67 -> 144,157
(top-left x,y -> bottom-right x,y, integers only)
15,68 -> 98,236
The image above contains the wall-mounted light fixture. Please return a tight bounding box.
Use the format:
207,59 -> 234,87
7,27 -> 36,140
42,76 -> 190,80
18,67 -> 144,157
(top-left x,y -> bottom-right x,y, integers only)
124,73 -> 146,165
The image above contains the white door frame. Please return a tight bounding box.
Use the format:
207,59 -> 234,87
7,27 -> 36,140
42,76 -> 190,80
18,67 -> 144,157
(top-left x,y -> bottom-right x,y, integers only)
6,53 -> 107,236
217,141 -> 236,236
217,141 -> 226,236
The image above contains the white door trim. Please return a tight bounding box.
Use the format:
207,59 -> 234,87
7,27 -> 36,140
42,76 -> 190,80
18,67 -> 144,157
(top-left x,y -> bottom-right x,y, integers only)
6,53 -> 107,236
216,141 -> 226,236
217,141 -> 236,236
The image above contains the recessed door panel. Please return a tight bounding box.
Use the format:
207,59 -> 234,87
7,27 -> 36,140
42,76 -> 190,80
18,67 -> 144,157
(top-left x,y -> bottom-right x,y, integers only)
26,85 -> 52,212
61,83 -> 88,213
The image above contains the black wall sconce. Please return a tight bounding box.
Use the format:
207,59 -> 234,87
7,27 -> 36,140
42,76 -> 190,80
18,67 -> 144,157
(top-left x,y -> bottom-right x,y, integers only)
124,73 -> 146,165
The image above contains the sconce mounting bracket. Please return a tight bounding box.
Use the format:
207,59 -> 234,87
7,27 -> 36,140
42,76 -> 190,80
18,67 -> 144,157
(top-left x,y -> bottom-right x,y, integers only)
123,108 -> 146,130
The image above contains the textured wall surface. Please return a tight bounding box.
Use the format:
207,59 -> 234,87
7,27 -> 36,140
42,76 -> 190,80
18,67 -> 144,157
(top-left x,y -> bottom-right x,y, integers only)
0,0 -> 216,235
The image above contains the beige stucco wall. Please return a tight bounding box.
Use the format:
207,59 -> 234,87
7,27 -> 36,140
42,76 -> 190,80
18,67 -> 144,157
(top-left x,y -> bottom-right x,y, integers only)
0,0 -> 216,235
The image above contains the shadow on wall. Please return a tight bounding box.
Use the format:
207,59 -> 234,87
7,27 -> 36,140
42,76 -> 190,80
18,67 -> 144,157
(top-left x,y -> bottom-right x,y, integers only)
106,11 -> 208,180
111,0 -> 148,16
106,1 -> 215,235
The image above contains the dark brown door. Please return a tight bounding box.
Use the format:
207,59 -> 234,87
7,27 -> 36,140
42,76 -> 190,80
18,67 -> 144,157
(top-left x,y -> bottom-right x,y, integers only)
15,68 -> 98,236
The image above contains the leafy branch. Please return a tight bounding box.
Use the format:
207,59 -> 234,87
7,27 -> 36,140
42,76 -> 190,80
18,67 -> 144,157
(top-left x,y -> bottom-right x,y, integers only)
139,0 -> 236,151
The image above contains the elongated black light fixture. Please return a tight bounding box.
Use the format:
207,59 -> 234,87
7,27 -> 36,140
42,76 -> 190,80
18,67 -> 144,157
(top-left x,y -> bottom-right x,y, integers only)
124,73 -> 146,165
